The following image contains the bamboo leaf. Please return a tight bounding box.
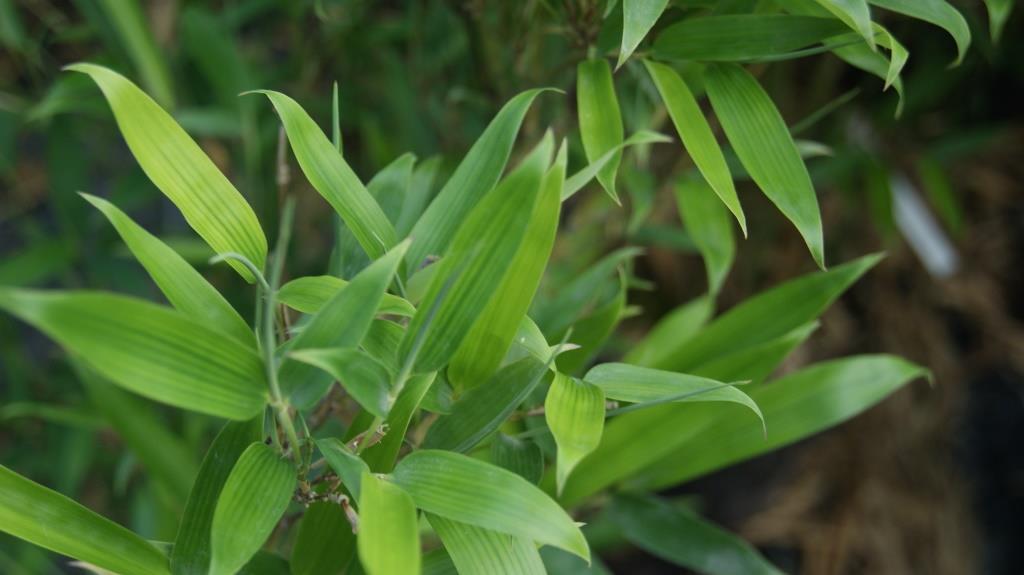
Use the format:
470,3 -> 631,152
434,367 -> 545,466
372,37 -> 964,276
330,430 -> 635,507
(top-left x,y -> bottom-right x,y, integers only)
693,323 -> 818,384
95,0 -> 174,107
0,465 -> 169,575
210,443 -> 296,575
253,90 -> 397,259
358,471 -> 420,575
577,58 -> 624,202
984,0 -> 1013,42
368,152 -> 417,226
278,275 -> 414,317
546,373 -> 605,494
290,348 -> 393,418
171,418 -> 262,575
291,501 -> 356,575
66,63 -> 266,281
491,433 -> 544,484
428,514 -> 546,575
0,289 -> 267,419
704,63 -> 825,268
869,0 -> 970,65
675,178 -> 735,295
645,61 -> 746,234
812,0 -> 875,49
317,438 -> 370,499
561,131 -> 672,202
623,296 -> 713,367
82,193 -> 254,346
555,270 -> 627,375
392,450 -> 589,561
652,15 -> 848,62
618,0 -> 670,69
361,373 -> 437,472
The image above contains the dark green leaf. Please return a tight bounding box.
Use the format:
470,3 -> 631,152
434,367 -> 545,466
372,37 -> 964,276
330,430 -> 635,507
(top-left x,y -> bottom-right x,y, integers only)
577,58 -> 624,201
653,15 -> 847,62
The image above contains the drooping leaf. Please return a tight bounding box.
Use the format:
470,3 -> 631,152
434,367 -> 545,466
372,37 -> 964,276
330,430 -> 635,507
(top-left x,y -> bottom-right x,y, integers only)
253,90 -> 397,259
652,15 -> 848,62
278,275 -> 414,317
0,465 -> 169,575
428,514 -> 546,575
546,373 -> 605,494
577,58 -> 624,202
210,443 -> 296,575
812,0 -> 875,48
291,502 -> 356,575
704,63 -> 825,268
317,438 -> 370,499
675,178 -> 735,295
490,433 -> 544,484
358,471 -> 420,575
171,418 -> 262,575
66,63 -> 266,281
624,296 -> 713,367
392,450 -> 589,561
869,0 -> 970,65
290,348 -> 393,418
561,131 -> 672,201
609,493 -> 783,574
82,193 -> 254,346
0,289 -> 266,419
618,0 -> 670,69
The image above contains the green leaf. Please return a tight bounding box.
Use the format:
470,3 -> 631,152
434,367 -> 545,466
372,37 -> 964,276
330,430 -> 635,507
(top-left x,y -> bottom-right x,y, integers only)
652,15 -> 848,62
95,0 -> 174,107
361,373 -> 437,472
428,514 -> 546,575
66,63 -> 266,281
291,502 -> 355,575
210,443 -> 296,575
392,450 -> 589,561
693,323 -> 818,384
624,296 -> 713,367
171,418 -> 262,575
0,465 -> 169,575
561,131 -> 672,202
555,270 -> 627,375
368,152 -> 417,226
397,156 -> 442,238
546,373 -> 605,494
279,240 -> 408,408
704,63 -> 825,268
869,0 -> 970,65
609,493 -> 783,574
645,60 -> 746,235
406,89 -> 550,269
491,433 -> 544,484
317,438 -> 370,499
812,0 -> 875,49
423,358 -> 551,453
358,471 -> 420,575
0,289 -> 267,419
82,193 -> 254,346
448,138 -> 564,392
422,548 -> 458,575
290,348 -> 393,418
618,0 -> 670,69
253,90 -> 397,259
984,0 -> 1013,42
400,138 -> 547,373
633,355 -> 928,490
577,58 -> 624,202
278,275 -> 414,317
675,178 -> 735,295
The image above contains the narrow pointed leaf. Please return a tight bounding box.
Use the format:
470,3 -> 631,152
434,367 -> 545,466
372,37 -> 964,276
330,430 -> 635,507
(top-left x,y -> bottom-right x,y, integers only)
95,0 -> 174,107
254,90 -> 396,259
693,323 -> 818,384
66,63 -> 266,281
984,0 -> 1013,42
624,296 -> 713,367
397,155 -> 442,238
652,15 -> 847,62
358,471 -> 420,575
278,275 -> 414,317
705,63 -> 825,268
577,58 -> 624,201
0,465 -> 170,575
83,193 -> 254,346
618,0 -> 670,69
675,178 -> 735,295
317,438 -> 370,499
428,514 -> 546,575
362,373 -> 436,472
368,152 -> 416,226
546,373 -> 605,494
491,433 -> 544,484
812,0 -> 875,49
210,443 -> 296,575
561,131 -> 672,201
290,348 -> 393,418
392,450 -> 589,561
0,289 -> 266,419
555,270 -> 627,375
869,0 -> 970,65
171,418 -> 262,575
291,502 -> 356,575
644,60 -> 745,234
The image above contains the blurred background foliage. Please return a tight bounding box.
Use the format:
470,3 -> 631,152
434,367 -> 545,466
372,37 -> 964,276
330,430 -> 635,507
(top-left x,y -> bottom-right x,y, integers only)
1,0 -> 1022,573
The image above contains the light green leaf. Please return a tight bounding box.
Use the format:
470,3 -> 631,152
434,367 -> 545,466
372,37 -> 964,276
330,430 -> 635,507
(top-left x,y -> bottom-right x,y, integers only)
210,443 -> 296,575
985,0 -> 1013,42
561,131 -> 672,202
278,275 -> 414,317
392,450 -> 589,561
406,89 -> 550,269
96,0 -> 174,107
448,137 -> 564,392
812,0 -> 875,49
624,296 -> 713,367
423,358 -> 551,453
428,514 -> 546,575
358,471 -> 420,575
279,240 -> 408,408
291,501 -> 355,575
869,0 -> 970,65
546,373 -> 605,494
400,139 -> 547,373
491,433 -> 544,484
66,63 -> 266,281
317,437 -> 370,499
618,0 -> 670,69
577,58 -> 624,202
368,152 -> 417,226
652,15 -> 848,62
361,373 -> 436,472
0,289 -> 266,419
290,348 -> 393,418
609,493 -> 783,574
693,323 -> 818,384
171,418 -> 262,575
82,193 -> 254,347
397,156 -> 442,238
704,63 -> 825,268
0,465 -> 170,575
645,60 -> 746,234
253,90 -> 396,259
675,178 -> 735,295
